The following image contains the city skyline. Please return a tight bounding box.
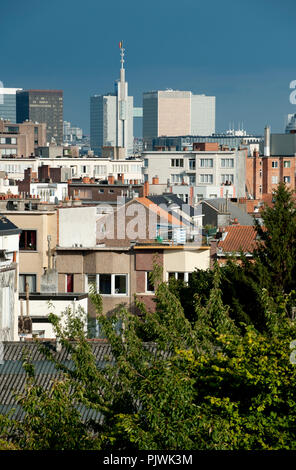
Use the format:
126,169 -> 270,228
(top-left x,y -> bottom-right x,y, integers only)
1,0 -> 296,137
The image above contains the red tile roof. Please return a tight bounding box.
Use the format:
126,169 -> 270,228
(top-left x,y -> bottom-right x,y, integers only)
217,225 -> 258,254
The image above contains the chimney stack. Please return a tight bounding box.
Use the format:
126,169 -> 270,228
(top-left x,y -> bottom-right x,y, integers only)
264,125 -> 270,157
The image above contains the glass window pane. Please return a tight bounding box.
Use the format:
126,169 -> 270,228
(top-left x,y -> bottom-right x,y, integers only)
99,274 -> 111,294
87,274 -> 96,292
146,272 -> 154,292
114,275 -> 127,294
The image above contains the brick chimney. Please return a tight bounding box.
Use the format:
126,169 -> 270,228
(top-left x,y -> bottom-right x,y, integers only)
24,168 -> 33,182
108,175 -> 115,185
38,165 -> 50,182
143,180 -> 149,197
253,149 -> 259,158
152,176 -> 159,184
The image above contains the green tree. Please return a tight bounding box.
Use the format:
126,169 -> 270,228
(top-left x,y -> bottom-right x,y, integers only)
253,182 -> 296,297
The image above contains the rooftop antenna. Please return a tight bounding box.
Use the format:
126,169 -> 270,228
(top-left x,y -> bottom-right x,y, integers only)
119,40 -> 125,70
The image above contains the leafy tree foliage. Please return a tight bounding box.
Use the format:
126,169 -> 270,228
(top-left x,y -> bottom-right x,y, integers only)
1,184 -> 296,449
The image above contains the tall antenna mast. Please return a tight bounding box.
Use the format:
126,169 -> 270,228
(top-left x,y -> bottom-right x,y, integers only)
119,40 -> 125,70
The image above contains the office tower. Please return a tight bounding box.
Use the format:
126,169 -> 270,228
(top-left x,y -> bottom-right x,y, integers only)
63,121 -> 83,143
16,90 -> 63,144
0,88 -> 22,122
143,89 -> 215,148
90,42 -> 134,157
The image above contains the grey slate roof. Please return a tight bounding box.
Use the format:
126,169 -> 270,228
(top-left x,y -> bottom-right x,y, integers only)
0,215 -> 21,236
0,341 -> 160,423
0,341 -> 113,422
202,198 -> 254,225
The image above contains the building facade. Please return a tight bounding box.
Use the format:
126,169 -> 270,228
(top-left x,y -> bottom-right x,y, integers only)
246,129 -> 296,199
0,216 -> 21,341
0,120 -> 47,157
143,145 -> 247,201
16,90 -> 63,145
0,88 -> 22,122
143,90 -> 216,149
0,156 -> 144,182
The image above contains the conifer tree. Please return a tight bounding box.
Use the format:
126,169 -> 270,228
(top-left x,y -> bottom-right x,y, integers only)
253,182 -> 296,297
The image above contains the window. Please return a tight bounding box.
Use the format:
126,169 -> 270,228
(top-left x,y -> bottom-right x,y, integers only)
114,275 -> 127,294
1,287 -> 10,330
144,159 -> 149,168
284,176 -> 291,183
99,274 -> 112,294
272,176 -> 278,184
109,189 -> 114,193
171,159 -> 184,168
189,159 -> 196,170
94,274 -> 128,295
221,158 -> 234,168
98,189 -> 104,194
146,272 -> 154,293
19,274 -> 36,293
87,274 -> 96,292
284,161 -> 291,168
200,159 -> 213,168
168,272 -> 189,283
221,174 -> 234,184
189,174 -> 196,184
272,161 -> 278,168
199,174 -> 213,183
66,274 -> 74,293
19,230 -> 37,250
171,174 -> 182,183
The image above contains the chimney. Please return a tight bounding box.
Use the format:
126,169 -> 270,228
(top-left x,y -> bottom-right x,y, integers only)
118,173 -> 124,183
24,168 -> 32,183
264,125 -> 270,157
253,149 -> 259,158
143,180 -> 149,197
152,176 -> 159,185
108,175 -> 115,185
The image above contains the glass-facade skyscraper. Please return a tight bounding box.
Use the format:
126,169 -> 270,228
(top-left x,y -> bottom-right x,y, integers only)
0,88 -> 22,122
16,90 -> 63,144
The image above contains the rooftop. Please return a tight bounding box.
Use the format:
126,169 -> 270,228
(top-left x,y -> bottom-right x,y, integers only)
217,225 -> 258,254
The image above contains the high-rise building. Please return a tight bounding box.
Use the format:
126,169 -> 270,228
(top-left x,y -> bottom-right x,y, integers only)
90,42 -> 134,157
0,88 -> 22,122
63,121 -> 83,143
16,90 -> 63,144
143,90 -> 215,149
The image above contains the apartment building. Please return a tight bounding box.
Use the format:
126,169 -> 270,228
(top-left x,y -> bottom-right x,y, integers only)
0,155 -> 144,182
0,216 -> 21,341
0,120 -> 47,158
143,143 -> 247,201
56,197 -> 209,320
246,128 -> 296,199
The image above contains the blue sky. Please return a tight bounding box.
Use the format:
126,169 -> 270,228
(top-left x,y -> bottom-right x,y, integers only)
1,0 -> 296,136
